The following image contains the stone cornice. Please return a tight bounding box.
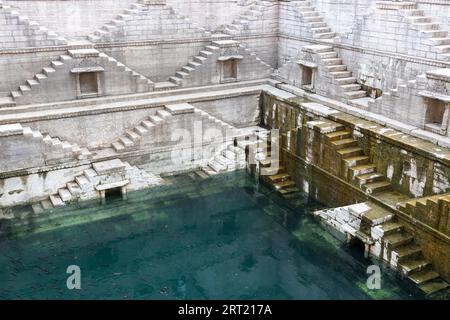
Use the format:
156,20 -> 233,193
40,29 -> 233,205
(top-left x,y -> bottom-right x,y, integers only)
0,33 -> 277,55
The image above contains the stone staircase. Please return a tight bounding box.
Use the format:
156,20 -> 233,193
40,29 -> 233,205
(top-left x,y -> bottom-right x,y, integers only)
3,123 -> 91,163
111,104 -> 236,153
202,141 -> 247,175
365,207 -> 450,296
98,53 -> 154,92
0,1 -> 68,48
223,0 -> 274,35
246,130 -> 302,199
8,49 -> 153,105
292,0 -> 336,41
396,193 -> 450,235
168,43 -> 221,87
8,54 -> 72,105
308,45 -> 369,103
23,126 -> 92,161
323,125 -> 392,195
87,2 -> 211,43
397,3 -> 450,62
32,159 -> 161,213
87,2 -> 145,42
168,39 -> 272,87
33,166 -> 99,213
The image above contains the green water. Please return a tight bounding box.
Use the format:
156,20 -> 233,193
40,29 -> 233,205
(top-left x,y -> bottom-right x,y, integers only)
0,171 -> 422,300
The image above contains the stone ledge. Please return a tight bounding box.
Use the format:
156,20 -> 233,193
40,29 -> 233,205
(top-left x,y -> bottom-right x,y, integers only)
0,123 -> 22,137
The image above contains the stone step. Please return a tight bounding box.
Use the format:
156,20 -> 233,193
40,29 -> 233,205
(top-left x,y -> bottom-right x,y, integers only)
66,181 -> 82,195
338,147 -> 364,158
303,16 -> 323,23
261,166 -> 284,176
314,32 -> 335,39
326,64 -> 347,72
112,141 -> 125,152
330,71 -> 352,78
405,16 -> 431,23
331,138 -> 358,149
383,232 -> 413,248
75,175 -> 89,188
273,179 -> 296,190
356,172 -> 385,185
312,27 -> 332,34
119,136 -> 134,148
421,29 -> 448,38
334,77 -> 357,86
125,130 -> 141,142
141,120 -> 155,129
134,125 -> 148,135
322,58 -> 342,66
378,221 -> 405,236
49,194 -> 64,207
40,199 -> 53,210
156,109 -> 172,119
399,258 -> 431,276
149,115 -> 164,124
428,37 -> 450,45
413,22 -> 440,30
209,160 -> 227,172
435,44 -> 450,53
344,90 -> 367,99
392,244 -> 422,263
418,279 -> 450,295
267,173 -> 291,183
363,181 -> 392,194
326,130 -> 352,141
259,158 -> 279,168
409,269 -> 440,285
350,164 -> 377,178
58,188 -> 72,202
317,51 -> 338,59
169,76 -> 183,85
341,83 -> 362,92
32,203 -> 44,214
343,155 -> 370,167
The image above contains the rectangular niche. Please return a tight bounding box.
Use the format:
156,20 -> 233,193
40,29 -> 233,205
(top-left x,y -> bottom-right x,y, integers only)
223,60 -> 238,80
424,100 -> 449,135
297,60 -> 317,92
71,66 -> 104,99
218,55 -> 242,83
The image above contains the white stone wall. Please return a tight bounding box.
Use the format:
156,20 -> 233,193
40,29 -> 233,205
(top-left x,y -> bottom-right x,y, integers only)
6,0 -> 136,40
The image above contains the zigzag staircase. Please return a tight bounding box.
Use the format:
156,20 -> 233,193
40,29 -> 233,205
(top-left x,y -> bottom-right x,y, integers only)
223,0 -> 274,35
32,159 -> 159,213
308,45 -> 371,105
111,104 -> 236,153
361,205 -> 450,296
168,39 -> 273,88
0,2 -> 68,47
7,49 -> 153,105
87,2 -> 211,43
313,119 -> 392,195
380,1 -> 450,62
291,0 -> 336,40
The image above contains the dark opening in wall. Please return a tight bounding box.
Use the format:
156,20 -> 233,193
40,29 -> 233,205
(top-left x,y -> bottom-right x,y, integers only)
302,66 -> 313,87
223,60 -> 238,80
79,72 -> 99,95
105,187 -> 123,202
425,100 -> 447,135
348,237 -> 366,256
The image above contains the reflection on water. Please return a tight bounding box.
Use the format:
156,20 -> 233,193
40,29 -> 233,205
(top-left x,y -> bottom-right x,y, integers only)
0,171 -> 421,300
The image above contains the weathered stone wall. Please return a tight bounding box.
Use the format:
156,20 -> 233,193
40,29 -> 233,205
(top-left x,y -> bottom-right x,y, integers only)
6,0 -> 136,40
261,92 -> 450,281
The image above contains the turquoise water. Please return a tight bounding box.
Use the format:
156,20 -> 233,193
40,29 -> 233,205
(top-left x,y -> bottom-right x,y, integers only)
0,171 -> 421,300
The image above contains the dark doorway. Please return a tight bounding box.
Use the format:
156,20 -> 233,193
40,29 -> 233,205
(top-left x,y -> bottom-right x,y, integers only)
105,187 -> 122,202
